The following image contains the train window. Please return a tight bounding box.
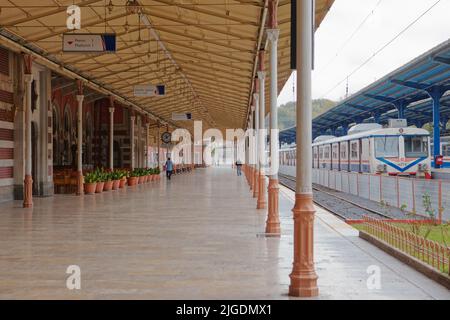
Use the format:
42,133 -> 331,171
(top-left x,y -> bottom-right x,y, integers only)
341,145 -> 346,158
319,148 -> 323,159
324,146 -> 330,159
332,145 -> 338,159
443,145 -> 450,157
404,136 -> 428,158
351,142 -> 358,158
375,136 -> 399,158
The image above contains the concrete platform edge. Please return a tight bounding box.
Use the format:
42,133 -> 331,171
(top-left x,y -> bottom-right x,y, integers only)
359,231 -> 450,290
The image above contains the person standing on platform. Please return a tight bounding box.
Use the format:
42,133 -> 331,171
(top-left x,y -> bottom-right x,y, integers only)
165,157 -> 174,180
235,159 -> 243,176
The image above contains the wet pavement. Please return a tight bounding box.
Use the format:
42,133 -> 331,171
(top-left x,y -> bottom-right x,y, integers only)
0,167 -> 448,299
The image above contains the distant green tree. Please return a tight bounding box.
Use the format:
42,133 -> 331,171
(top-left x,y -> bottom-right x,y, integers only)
278,99 -> 337,130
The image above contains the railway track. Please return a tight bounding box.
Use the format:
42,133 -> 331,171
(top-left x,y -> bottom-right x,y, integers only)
278,174 -> 394,221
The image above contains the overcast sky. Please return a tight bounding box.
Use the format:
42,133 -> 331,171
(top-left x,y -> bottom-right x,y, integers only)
277,0 -> 450,105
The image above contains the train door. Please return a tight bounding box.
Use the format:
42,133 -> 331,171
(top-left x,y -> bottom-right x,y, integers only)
338,143 -> 341,171
350,140 -> 359,172
347,141 -> 351,171
330,145 -> 334,170
332,144 -> 339,171
359,139 -> 363,173
313,147 -> 317,169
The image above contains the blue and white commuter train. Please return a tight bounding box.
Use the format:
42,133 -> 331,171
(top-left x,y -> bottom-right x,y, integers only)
279,123 -> 432,177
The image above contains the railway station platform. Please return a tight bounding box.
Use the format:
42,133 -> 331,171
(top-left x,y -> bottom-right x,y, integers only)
0,167 -> 447,300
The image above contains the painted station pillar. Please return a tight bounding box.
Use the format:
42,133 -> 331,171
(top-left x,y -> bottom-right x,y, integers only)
257,51 -> 267,210
249,106 -> 254,190
266,2 -> 281,235
145,119 -> 150,168
130,111 -> 136,171
253,87 -> 259,199
430,87 -> 445,167
22,54 -> 33,208
76,80 -> 84,196
289,0 -> 319,298
396,100 -> 406,119
157,122 -> 161,168
109,97 -> 115,171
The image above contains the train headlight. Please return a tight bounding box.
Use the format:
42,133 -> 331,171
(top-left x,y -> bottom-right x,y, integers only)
419,164 -> 428,172
377,164 -> 387,173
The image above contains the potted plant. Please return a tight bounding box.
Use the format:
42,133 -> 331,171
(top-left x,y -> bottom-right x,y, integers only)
154,166 -> 160,181
119,170 -> 127,188
84,171 -> 97,195
103,171 -> 113,191
149,168 -> 154,181
95,169 -> 105,193
112,170 -> 121,190
128,169 -> 139,186
137,168 -> 144,184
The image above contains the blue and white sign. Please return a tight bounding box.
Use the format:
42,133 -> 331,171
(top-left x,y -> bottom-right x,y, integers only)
133,84 -> 166,97
62,33 -> 116,53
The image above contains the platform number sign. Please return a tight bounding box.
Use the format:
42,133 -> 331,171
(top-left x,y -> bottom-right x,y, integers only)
161,131 -> 171,144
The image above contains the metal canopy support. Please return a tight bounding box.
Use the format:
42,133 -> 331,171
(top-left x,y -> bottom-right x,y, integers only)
429,86 -> 446,166
365,94 -> 410,119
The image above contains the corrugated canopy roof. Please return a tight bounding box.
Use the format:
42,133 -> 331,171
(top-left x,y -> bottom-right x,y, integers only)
0,0 -> 334,133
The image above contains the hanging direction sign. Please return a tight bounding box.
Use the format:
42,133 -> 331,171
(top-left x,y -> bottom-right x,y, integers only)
62,33 -> 116,53
172,113 -> 192,121
133,84 -> 166,97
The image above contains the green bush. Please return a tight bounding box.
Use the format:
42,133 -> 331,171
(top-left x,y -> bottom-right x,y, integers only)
84,172 -> 98,184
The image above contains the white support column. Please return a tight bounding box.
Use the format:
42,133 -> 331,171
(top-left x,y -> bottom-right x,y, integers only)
289,0 -> 319,298
145,123 -> 150,167
267,29 -> 279,180
257,71 -> 266,170
266,27 -> 281,235
257,66 -> 267,210
76,94 -> 84,195
109,107 -> 115,170
252,93 -> 259,199
130,114 -> 136,170
23,73 -> 33,208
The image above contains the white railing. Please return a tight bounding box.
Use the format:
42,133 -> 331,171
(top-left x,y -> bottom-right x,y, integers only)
312,169 -> 449,222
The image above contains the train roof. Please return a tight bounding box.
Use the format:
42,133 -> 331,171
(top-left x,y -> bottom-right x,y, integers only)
312,127 -> 430,146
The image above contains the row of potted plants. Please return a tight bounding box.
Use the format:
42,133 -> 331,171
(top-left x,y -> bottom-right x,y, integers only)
127,167 -> 161,186
83,167 -> 160,194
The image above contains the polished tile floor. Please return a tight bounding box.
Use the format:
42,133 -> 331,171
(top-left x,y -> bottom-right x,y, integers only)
0,167 -> 448,299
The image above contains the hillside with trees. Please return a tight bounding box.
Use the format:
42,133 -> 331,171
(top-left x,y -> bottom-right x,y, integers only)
278,99 -> 337,130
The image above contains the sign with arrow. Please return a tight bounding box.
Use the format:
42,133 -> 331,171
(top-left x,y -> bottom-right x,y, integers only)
63,33 -> 116,53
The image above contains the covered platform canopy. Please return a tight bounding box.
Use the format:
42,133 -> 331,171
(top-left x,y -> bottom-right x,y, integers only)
0,0 -> 333,133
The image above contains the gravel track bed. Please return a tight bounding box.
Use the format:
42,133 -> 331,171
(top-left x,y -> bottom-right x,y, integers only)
278,174 -> 423,221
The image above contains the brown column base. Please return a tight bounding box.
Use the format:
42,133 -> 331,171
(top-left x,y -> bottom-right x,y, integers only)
76,171 -> 84,196
289,193 -> 319,297
257,172 -> 266,209
23,174 -> 33,208
253,169 -> 259,198
265,178 -> 281,235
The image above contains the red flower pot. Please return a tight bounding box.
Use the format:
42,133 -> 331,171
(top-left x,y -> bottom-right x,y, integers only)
119,178 -> 126,188
95,182 -> 104,193
128,177 -> 137,186
84,182 -> 96,195
104,180 -> 113,191
112,180 -> 120,190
